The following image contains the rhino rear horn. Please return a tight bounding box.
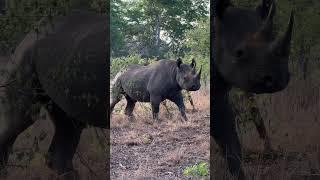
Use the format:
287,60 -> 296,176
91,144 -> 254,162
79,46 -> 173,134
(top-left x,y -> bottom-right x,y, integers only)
190,58 -> 196,68
257,0 -> 275,19
255,1 -> 275,39
177,57 -> 182,68
215,0 -> 231,18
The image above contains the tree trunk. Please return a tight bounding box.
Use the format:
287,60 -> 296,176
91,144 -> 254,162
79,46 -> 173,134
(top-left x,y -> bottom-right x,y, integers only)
155,13 -> 161,57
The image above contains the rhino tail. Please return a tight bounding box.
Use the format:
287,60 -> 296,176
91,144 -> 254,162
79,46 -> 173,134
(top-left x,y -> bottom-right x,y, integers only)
110,69 -> 126,102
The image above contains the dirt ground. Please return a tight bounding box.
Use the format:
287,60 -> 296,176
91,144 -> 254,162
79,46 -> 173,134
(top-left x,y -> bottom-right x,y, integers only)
110,88 -> 211,180
1,77 -> 319,180
211,78 -> 320,180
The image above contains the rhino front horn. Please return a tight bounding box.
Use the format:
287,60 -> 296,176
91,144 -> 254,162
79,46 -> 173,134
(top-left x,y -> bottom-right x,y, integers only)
197,65 -> 202,79
274,11 -> 294,56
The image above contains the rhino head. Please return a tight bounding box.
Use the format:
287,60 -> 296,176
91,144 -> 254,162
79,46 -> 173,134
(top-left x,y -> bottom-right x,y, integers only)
176,58 -> 202,91
214,0 -> 294,93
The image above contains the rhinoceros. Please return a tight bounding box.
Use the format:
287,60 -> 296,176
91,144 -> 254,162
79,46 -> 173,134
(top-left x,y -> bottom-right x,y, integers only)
110,58 -> 202,121
0,10 -> 108,178
212,0 -> 294,179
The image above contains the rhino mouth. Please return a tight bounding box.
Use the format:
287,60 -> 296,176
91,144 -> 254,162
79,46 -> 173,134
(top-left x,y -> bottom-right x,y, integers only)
250,80 -> 288,94
187,84 -> 201,91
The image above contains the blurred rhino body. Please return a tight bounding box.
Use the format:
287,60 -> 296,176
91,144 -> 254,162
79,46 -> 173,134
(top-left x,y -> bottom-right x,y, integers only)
110,58 -> 201,121
0,10 -> 108,178
212,0 -> 294,179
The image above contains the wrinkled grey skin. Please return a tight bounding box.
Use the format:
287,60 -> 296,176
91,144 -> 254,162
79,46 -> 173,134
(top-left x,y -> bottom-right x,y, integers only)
212,0 -> 294,179
110,58 -> 201,121
0,11 -> 108,179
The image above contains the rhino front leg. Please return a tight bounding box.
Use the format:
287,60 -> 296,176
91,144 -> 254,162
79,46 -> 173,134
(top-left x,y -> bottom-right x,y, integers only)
185,91 -> 196,112
212,91 -> 246,180
251,109 -> 272,152
247,94 -> 272,152
169,93 -> 187,121
46,104 -> 84,179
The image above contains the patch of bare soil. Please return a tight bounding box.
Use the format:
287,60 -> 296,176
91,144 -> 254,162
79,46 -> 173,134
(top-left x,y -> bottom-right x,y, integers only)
110,89 -> 210,179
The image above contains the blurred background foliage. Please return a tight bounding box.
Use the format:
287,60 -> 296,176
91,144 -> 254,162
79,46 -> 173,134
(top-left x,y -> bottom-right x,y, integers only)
0,0 -> 108,55
110,0 -> 210,84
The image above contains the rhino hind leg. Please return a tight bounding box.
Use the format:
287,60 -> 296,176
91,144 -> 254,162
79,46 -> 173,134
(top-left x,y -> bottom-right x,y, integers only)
124,95 -> 136,119
251,112 -> 272,152
46,103 -> 84,178
110,83 -> 123,115
248,96 -> 273,152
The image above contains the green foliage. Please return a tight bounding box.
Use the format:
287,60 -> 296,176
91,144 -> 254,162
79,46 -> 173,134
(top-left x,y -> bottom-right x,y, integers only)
110,55 -> 155,78
183,162 -> 209,179
0,0 -> 107,55
110,0 -> 209,58
111,55 -> 209,85
185,18 -> 210,58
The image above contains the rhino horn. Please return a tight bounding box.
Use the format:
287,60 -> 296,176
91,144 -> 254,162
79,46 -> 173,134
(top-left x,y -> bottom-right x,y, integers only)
274,11 -> 294,56
197,65 -> 202,79
177,57 -> 182,68
257,0 -> 275,19
190,58 -> 196,69
255,2 -> 275,39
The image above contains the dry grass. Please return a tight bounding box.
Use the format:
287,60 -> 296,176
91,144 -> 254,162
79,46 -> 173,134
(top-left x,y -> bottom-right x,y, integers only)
110,87 -> 210,179
2,109 -> 109,180
211,75 -> 320,180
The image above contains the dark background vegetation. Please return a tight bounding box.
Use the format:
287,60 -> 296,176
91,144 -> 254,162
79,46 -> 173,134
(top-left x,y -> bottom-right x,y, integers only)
110,0 -> 210,84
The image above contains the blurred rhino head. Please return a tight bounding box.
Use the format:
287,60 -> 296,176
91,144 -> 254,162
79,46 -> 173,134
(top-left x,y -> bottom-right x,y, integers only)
214,0 -> 294,93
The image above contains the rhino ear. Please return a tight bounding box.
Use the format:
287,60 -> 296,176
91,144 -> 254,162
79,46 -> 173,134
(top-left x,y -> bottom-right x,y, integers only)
256,0 -> 275,20
215,0 -> 231,19
176,58 -> 182,68
190,58 -> 196,68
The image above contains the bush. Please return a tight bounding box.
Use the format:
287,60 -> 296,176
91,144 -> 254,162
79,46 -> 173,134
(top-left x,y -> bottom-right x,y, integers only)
110,54 -> 210,85
183,162 -> 209,180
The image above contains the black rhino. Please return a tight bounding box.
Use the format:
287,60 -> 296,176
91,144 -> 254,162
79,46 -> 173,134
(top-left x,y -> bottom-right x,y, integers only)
0,10 -> 108,178
110,58 -> 202,121
212,0 -> 294,179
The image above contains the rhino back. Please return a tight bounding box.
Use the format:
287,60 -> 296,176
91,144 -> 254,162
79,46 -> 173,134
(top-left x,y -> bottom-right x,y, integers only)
120,65 -> 153,102
33,11 -> 108,127
147,60 -> 180,98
